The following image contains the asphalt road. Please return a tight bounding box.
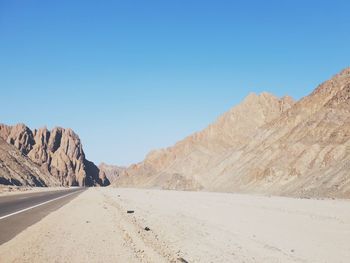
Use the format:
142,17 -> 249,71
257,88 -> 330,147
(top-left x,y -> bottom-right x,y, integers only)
0,188 -> 85,245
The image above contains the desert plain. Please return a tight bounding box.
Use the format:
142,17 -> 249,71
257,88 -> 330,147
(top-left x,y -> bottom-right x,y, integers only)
0,188 -> 349,263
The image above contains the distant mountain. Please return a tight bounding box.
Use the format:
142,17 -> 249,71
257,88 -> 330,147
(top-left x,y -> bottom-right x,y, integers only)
98,163 -> 125,184
115,68 -> 350,198
0,124 -> 109,187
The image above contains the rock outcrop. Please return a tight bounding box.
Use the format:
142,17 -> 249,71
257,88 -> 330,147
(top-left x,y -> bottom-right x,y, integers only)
0,125 -> 110,187
115,67 -> 350,198
0,137 -> 59,186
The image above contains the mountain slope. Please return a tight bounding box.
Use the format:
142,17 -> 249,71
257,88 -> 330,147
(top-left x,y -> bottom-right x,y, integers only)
116,92 -> 295,190
115,68 -> 350,198
208,67 -> 350,197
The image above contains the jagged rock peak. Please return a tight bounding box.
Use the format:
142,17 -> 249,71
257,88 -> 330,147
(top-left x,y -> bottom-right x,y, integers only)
242,92 -> 276,104
0,123 -> 35,155
238,92 -> 294,110
0,124 -> 109,187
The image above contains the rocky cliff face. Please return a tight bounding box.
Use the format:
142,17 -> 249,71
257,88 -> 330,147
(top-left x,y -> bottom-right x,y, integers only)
115,68 -> 350,198
0,137 -> 59,186
0,125 -> 109,187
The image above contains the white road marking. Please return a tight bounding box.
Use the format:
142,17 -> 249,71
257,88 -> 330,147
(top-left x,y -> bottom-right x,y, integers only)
0,190 -> 81,220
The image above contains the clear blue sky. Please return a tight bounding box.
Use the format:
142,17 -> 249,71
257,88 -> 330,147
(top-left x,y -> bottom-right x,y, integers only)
0,0 -> 349,166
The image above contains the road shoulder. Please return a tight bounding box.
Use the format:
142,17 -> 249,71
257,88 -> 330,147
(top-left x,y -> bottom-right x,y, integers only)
0,189 -> 143,263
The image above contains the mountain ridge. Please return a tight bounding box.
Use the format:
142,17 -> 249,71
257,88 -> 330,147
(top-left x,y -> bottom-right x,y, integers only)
114,68 -> 350,198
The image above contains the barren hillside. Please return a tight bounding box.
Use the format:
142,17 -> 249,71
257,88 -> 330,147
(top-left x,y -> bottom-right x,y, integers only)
115,68 -> 350,198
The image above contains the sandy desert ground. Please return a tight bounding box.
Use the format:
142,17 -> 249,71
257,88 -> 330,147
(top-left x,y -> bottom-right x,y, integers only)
0,188 -> 349,263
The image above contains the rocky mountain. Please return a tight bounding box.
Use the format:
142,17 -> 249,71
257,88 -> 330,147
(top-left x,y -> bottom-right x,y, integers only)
98,163 -> 125,184
0,137 -> 59,186
116,91 -> 295,189
0,124 -> 109,187
115,68 -> 350,198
